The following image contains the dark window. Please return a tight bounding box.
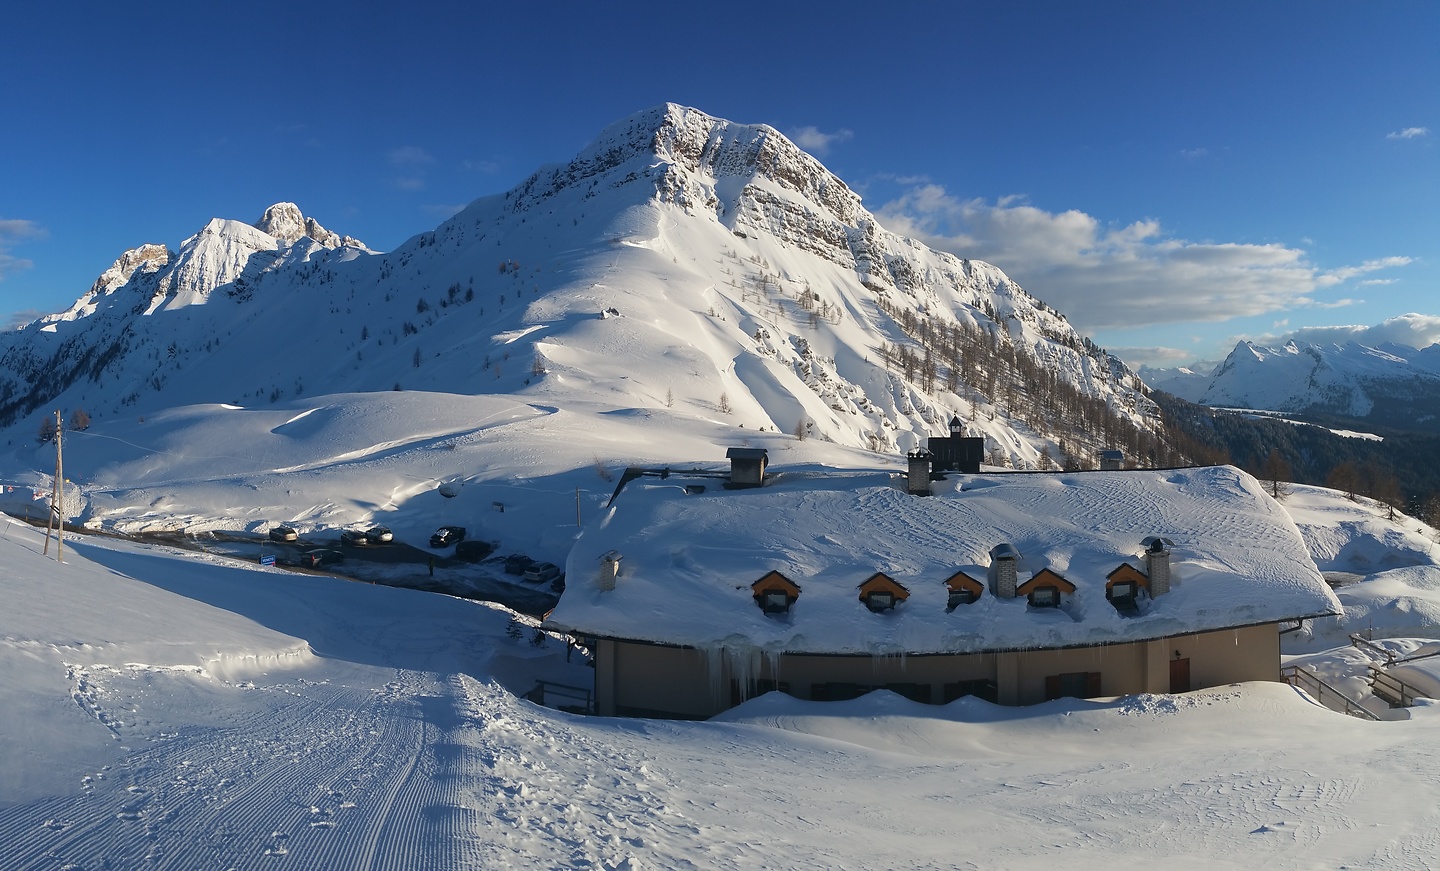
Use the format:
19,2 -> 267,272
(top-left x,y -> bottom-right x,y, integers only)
1044,671 -> 1102,700
885,683 -> 932,704
1029,587 -> 1059,608
811,682 -> 869,702
760,591 -> 791,614
865,592 -> 896,612
947,588 -> 977,609
943,679 -> 998,703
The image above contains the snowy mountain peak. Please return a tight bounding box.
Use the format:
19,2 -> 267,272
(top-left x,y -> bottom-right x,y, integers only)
87,243 -> 172,297
1,105 -> 1167,473
1185,337 -> 1440,431
254,202 -> 364,250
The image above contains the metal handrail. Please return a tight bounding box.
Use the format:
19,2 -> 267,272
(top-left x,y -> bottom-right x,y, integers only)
1282,665 -> 1380,721
1368,665 -> 1426,709
527,679 -> 594,714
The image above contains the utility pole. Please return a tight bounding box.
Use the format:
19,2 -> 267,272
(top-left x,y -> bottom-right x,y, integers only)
43,410 -> 64,560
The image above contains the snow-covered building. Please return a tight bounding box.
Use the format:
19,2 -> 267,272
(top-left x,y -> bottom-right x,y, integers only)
546,463 -> 1340,719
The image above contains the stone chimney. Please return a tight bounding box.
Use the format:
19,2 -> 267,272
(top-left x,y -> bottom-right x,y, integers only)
1143,537 -> 1172,596
989,543 -> 1020,598
598,550 -> 622,591
907,450 -> 932,496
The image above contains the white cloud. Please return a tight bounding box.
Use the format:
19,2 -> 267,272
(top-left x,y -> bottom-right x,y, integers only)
388,146 -> 435,167
1387,127 -> 1430,140
390,177 -> 426,191
875,186 -> 1415,333
1280,314 -> 1440,350
1179,147 -> 1210,159
0,219 -> 44,282
787,126 -> 853,157
3,308 -> 44,330
1314,256 -> 1413,287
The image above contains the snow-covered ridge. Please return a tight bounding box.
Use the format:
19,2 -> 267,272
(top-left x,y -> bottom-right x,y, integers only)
1168,337 -> 1440,432
3,105 -> 1167,531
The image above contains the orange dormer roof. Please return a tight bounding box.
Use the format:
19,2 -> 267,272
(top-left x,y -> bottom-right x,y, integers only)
857,571 -> 911,602
1015,568 -> 1076,596
943,570 -> 985,596
1106,563 -> 1149,592
752,570 -> 801,599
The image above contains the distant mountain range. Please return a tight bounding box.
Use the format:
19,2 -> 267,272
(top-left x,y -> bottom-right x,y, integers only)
0,104 -> 1166,470
1145,339 -> 1440,434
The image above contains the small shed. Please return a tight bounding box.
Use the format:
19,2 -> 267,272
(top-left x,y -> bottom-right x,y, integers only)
726,447 -> 769,488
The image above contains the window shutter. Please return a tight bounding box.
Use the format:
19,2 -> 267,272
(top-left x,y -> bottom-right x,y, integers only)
1086,672 -> 1102,696
1045,675 -> 1061,701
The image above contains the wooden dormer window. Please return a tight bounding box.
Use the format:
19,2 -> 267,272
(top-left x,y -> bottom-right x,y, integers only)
943,570 -> 984,610
751,571 -> 801,615
1105,563 -> 1148,615
858,572 -> 910,613
1015,568 -> 1076,609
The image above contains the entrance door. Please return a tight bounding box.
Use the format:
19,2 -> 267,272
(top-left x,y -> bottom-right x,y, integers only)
1170,657 -> 1191,694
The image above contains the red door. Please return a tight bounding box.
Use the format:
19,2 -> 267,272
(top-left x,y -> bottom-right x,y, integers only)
1170,657 -> 1191,694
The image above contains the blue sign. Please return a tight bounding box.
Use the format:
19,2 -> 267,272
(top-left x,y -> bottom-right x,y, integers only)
260,554 -> 276,566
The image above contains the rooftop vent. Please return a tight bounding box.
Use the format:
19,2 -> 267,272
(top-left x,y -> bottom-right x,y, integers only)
906,449 -> 932,496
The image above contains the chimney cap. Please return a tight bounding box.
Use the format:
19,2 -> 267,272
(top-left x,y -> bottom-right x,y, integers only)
1142,536 -> 1174,553
989,542 -> 1021,561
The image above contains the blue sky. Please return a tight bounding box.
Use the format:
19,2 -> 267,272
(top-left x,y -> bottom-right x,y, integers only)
1,1 -> 1434,367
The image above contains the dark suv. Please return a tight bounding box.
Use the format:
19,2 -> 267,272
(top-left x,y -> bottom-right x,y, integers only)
429,526 -> 465,548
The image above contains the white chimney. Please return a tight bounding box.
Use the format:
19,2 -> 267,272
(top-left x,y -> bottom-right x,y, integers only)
598,550 -> 622,591
1143,537 -> 1172,596
989,544 -> 1020,599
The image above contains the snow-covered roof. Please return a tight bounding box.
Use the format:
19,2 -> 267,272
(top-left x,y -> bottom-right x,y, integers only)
547,464 -> 1341,654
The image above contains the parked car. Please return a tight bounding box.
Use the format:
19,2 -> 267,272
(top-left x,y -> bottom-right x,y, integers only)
299,549 -> 344,568
269,525 -> 298,543
503,553 -> 534,575
340,529 -> 369,547
523,561 -> 561,584
429,526 -> 465,548
455,540 -> 495,562
366,526 -> 393,544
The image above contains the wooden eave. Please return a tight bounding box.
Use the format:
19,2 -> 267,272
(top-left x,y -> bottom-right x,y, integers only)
1015,568 -> 1076,596
857,572 -> 911,602
943,571 -> 985,596
751,570 -> 801,599
1106,563 -> 1149,592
